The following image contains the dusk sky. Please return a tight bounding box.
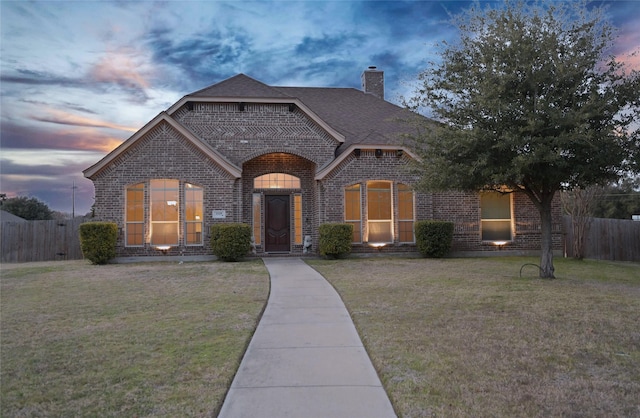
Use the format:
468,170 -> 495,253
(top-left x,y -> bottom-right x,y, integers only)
1,1 -> 639,215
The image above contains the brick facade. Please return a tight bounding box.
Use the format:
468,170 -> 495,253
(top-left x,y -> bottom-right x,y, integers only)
85,73 -> 563,259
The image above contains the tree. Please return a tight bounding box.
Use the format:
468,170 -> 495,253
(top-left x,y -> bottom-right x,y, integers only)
592,177 -> 640,219
561,186 -> 602,259
2,196 -> 54,220
407,0 -> 639,278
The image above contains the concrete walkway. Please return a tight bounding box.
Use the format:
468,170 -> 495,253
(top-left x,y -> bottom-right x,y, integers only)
218,258 -> 397,418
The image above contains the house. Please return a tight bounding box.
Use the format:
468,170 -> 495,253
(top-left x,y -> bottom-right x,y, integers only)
83,67 -> 562,259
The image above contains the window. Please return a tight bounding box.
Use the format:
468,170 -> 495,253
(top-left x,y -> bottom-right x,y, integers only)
253,193 -> 262,245
126,183 -> 144,246
398,184 -> 414,243
254,173 -> 300,189
294,193 -> 302,245
185,183 -> 203,245
481,191 -> 512,241
150,179 -> 179,246
344,184 -> 362,243
367,181 -> 392,243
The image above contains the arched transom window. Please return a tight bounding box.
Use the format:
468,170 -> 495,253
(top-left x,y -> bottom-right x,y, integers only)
254,173 -> 301,189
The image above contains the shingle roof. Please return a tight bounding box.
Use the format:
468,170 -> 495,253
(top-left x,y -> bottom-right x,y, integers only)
186,74 -> 422,152
189,74 -> 292,99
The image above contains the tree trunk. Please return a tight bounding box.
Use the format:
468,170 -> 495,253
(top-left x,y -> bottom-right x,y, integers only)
538,198 -> 556,279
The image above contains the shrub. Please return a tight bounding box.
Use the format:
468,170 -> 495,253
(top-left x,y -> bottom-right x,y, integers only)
415,220 -> 454,258
319,223 -> 353,259
210,223 -> 252,261
79,222 -> 118,265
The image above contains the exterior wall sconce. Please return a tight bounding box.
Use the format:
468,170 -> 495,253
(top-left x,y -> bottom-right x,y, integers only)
375,149 -> 383,158
354,148 -> 361,157
187,101 -> 194,111
288,103 -> 296,112
396,149 -> 404,157
238,102 -> 246,111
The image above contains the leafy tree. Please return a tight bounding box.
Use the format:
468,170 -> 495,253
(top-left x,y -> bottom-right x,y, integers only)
2,196 -> 54,220
592,177 -> 640,219
407,0 -> 639,278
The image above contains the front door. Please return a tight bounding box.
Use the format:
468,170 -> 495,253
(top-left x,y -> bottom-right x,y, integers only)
265,195 -> 290,252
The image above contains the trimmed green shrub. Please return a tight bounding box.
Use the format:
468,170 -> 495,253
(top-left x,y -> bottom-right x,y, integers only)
415,220 -> 454,258
210,223 -> 252,262
79,222 -> 118,265
319,223 -> 353,259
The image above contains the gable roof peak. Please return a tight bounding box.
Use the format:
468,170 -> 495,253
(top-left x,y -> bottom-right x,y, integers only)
188,73 -> 292,99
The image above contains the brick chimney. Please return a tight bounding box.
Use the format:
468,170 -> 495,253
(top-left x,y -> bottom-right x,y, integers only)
361,66 -> 384,100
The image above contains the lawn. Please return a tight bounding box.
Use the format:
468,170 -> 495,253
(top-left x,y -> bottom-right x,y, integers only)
308,257 -> 640,418
2,257 -> 638,418
0,260 -> 269,417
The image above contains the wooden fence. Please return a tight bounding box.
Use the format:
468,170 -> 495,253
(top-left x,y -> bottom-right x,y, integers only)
1,218 -> 87,263
563,215 -> 640,262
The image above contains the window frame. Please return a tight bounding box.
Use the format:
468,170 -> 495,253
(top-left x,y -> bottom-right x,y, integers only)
293,193 -> 303,245
254,173 -> 301,189
252,193 -> 262,246
366,181 -> 393,244
184,183 -> 204,246
480,191 -> 513,242
397,183 -> 415,243
344,184 -> 362,243
150,179 -> 180,247
125,183 -> 145,247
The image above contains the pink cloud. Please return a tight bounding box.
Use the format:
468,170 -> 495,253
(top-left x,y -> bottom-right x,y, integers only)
89,50 -> 153,91
32,108 -> 138,132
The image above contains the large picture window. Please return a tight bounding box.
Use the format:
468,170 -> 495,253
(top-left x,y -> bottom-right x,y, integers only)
150,179 -> 179,246
367,181 -> 392,243
126,183 -> 144,246
344,184 -> 362,243
398,184 -> 414,243
481,191 -> 512,241
185,183 -> 203,245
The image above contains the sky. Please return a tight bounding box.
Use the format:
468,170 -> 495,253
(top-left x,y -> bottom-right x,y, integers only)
1,1 -> 639,216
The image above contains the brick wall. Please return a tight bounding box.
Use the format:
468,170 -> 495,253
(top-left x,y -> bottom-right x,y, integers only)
91,121 -> 238,257
174,103 -> 337,167
320,149 -> 426,254
89,105 -> 562,258
432,190 -> 563,253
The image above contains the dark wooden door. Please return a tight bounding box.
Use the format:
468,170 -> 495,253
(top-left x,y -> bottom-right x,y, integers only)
265,195 -> 290,252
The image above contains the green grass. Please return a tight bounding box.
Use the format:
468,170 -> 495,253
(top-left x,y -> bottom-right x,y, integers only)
308,257 -> 640,418
1,260 -> 269,417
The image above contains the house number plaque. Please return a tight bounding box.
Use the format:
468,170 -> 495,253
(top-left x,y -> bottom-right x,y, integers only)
212,210 -> 226,219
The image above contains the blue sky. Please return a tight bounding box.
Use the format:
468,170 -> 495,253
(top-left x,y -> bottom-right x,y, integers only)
1,0 -> 639,215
